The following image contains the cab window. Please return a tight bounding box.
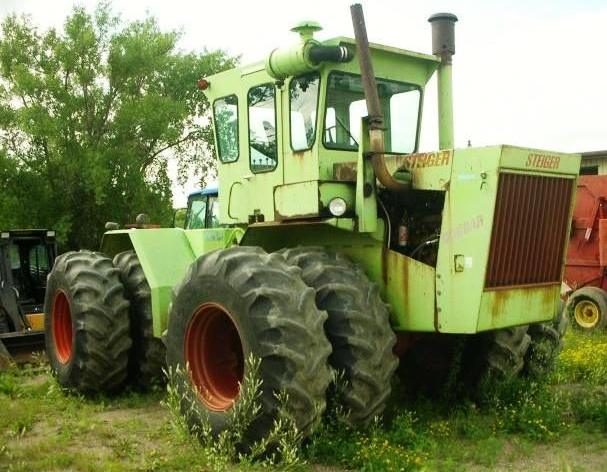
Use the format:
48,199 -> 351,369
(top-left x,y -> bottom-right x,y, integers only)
248,83 -> 277,173
186,197 -> 207,229
290,73 -> 319,151
213,95 -> 239,163
324,72 -> 420,153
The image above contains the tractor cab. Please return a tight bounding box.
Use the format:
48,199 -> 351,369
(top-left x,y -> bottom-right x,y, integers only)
201,23 -> 439,226
184,187 -> 220,229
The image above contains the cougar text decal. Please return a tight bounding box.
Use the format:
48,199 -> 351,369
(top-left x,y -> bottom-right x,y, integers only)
403,150 -> 451,169
526,153 -> 560,170
442,214 -> 484,245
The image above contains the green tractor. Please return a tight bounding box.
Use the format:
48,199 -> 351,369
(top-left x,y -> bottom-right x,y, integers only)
184,187 -> 220,230
44,5 -> 579,443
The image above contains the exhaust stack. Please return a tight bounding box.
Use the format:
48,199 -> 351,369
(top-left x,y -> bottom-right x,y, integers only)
428,13 -> 458,150
350,3 -> 410,192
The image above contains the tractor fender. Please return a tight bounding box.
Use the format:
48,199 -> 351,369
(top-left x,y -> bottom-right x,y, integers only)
100,227 -> 244,338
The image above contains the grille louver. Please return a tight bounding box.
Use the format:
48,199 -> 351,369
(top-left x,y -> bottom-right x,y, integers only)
485,173 -> 573,289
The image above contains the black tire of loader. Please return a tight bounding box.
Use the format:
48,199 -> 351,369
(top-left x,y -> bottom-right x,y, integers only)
166,246 -> 332,445
0,308 -> 11,334
44,250 -> 131,392
279,247 -> 398,425
114,251 -> 166,389
524,301 -> 567,379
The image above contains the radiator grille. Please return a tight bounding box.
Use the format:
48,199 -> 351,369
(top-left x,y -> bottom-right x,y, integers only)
485,173 -> 573,289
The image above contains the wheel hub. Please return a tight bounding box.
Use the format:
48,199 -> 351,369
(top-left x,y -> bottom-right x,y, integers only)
185,302 -> 244,411
51,290 -> 73,364
574,299 -> 600,329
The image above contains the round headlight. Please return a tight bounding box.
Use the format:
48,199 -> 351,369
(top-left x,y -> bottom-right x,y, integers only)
328,197 -> 347,217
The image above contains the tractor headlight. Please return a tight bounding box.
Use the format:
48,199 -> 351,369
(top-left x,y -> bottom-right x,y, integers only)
328,197 -> 347,217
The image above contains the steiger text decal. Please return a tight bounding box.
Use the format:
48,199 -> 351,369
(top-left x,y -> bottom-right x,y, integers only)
526,153 -> 560,170
403,150 -> 451,169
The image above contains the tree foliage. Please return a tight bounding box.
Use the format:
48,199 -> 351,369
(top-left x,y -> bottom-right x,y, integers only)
0,3 -> 235,249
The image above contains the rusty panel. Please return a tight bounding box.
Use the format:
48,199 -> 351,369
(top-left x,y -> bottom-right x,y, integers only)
485,173 -> 573,289
564,175 -> 607,291
599,219 -> 607,268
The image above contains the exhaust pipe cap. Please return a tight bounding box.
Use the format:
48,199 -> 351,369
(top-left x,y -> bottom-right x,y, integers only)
428,12 -> 458,58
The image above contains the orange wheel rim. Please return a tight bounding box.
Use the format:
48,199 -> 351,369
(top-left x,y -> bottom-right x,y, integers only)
185,302 -> 244,411
52,290 -> 73,364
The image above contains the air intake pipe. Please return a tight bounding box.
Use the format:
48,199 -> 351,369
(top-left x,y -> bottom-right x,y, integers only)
428,13 -> 458,150
265,21 -> 351,80
350,3 -> 410,192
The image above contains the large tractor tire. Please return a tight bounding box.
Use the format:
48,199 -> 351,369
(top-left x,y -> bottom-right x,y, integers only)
114,251 -> 166,389
525,302 -> 567,379
44,250 -> 131,393
279,247 -> 398,425
459,326 -> 531,398
166,246 -> 332,445
566,286 -> 607,332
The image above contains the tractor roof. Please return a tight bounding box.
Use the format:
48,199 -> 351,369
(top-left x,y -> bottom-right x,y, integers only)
188,187 -> 218,198
203,36 -> 440,85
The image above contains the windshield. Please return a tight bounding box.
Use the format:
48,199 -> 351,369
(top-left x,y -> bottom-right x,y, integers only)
186,197 -> 207,229
324,72 -> 420,153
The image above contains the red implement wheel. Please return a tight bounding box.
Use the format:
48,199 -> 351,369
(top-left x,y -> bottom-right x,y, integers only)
185,303 -> 244,411
566,286 -> 607,332
51,290 -> 73,364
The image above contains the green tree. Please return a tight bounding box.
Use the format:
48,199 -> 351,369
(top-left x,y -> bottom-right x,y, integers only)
0,3 -> 235,249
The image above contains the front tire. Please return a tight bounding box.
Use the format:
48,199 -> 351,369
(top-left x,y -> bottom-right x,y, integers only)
279,247 -> 398,425
44,250 -> 131,393
166,246 -> 332,445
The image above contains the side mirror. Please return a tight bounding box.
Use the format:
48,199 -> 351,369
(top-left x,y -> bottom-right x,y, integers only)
173,208 -> 188,228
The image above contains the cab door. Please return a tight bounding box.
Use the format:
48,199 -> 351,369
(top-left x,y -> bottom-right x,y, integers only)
239,76 -> 284,223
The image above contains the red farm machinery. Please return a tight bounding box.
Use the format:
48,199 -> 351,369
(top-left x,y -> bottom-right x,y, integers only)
565,175 -> 607,331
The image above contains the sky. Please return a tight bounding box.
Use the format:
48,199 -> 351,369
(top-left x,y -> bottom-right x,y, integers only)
1,0 -> 606,206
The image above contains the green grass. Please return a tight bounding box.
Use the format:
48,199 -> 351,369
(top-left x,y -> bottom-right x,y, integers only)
1,329 -> 607,471
306,329 -> 607,471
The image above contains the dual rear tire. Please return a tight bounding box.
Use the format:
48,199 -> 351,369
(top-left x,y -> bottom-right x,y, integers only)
45,250 -> 164,393
44,251 -> 132,392
166,246 -> 398,444
167,246 -> 334,441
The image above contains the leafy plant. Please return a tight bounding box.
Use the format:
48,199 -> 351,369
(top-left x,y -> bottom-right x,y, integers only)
163,354 -> 305,470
